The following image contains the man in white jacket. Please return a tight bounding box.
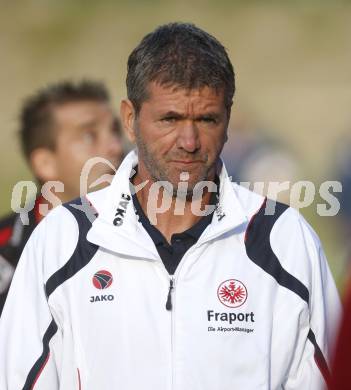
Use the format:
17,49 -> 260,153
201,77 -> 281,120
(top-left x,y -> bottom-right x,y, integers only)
0,22 -> 340,390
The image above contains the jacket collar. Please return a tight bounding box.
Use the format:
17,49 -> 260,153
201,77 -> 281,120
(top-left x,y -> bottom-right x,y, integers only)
87,150 -> 248,259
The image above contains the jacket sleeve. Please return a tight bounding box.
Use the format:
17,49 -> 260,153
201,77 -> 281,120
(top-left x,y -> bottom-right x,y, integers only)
0,218 -> 61,390
281,211 -> 341,389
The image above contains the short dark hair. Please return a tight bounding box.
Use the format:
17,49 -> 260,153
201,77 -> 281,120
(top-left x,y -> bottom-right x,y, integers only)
126,22 -> 235,115
19,80 -> 111,160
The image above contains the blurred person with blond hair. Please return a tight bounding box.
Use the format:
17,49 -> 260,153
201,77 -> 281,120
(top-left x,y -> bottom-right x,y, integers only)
0,80 -> 123,314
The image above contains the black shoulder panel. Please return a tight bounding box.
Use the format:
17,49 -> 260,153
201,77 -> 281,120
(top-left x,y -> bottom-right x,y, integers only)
45,197 -> 99,298
22,198 -> 99,390
245,198 -> 330,382
245,198 -> 309,304
22,320 -> 58,390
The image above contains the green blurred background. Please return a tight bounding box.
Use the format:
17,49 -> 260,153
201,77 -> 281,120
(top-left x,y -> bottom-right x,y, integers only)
1,0 -> 350,291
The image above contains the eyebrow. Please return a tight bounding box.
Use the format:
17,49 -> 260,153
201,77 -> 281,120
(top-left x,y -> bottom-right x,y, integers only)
160,111 -> 221,120
77,119 -> 98,129
195,112 -> 221,120
160,111 -> 186,119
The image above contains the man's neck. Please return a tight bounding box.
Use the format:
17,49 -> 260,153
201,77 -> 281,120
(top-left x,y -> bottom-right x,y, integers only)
132,173 -> 216,243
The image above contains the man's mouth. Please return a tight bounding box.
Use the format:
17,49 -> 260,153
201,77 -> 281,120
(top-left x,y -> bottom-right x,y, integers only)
170,160 -> 203,165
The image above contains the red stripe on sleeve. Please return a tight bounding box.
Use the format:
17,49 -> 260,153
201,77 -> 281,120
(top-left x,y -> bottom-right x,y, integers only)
30,352 -> 50,390
0,226 -> 13,246
77,368 -> 82,390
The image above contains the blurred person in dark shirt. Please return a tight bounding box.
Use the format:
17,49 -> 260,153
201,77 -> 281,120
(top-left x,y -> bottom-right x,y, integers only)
0,80 -> 123,314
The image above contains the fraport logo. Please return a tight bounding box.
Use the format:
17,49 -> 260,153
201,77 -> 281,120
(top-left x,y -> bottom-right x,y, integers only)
217,279 -> 247,308
207,279 -> 254,334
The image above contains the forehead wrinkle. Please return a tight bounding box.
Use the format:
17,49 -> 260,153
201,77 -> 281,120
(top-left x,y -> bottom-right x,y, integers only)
152,93 -> 223,120
146,82 -> 224,115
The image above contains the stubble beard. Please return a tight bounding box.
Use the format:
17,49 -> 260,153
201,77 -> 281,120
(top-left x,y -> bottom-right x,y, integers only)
135,132 -> 214,200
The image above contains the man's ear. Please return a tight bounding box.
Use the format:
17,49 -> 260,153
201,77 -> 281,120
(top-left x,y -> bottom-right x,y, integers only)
120,99 -> 137,143
224,131 -> 228,145
224,106 -> 231,144
29,148 -> 58,183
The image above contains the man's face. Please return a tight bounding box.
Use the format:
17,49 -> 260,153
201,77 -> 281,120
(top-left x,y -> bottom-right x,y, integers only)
52,101 -> 123,201
133,82 -> 229,196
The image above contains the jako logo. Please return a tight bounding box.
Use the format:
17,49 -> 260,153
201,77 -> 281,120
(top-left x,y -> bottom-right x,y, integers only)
93,270 -> 113,289
113,193 -> 131,226
217,279 -> 247,308
215,202 -> 226,221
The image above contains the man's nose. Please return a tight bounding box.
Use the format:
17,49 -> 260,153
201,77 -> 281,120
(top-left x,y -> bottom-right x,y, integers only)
176,121 -> 200,153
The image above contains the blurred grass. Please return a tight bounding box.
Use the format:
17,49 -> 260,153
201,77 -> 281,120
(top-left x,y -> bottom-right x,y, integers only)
0,0 -> 350,291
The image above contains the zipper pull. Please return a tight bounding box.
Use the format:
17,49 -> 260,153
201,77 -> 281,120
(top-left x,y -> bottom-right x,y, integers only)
166,278 -> 174,311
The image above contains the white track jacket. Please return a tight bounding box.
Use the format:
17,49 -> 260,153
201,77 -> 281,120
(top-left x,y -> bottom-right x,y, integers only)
0,151 -> 341,390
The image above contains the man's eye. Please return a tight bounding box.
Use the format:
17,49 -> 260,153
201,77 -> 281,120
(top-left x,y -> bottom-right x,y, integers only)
161,117 -> 177,123
82,130 -> 97,144
200,117 -> 216,124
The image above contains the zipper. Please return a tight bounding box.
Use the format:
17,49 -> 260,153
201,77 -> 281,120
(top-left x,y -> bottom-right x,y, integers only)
161,243 -> 208,389
169,277 -> 175,389
166,277 -> 174,311
164,244 -> 198,312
